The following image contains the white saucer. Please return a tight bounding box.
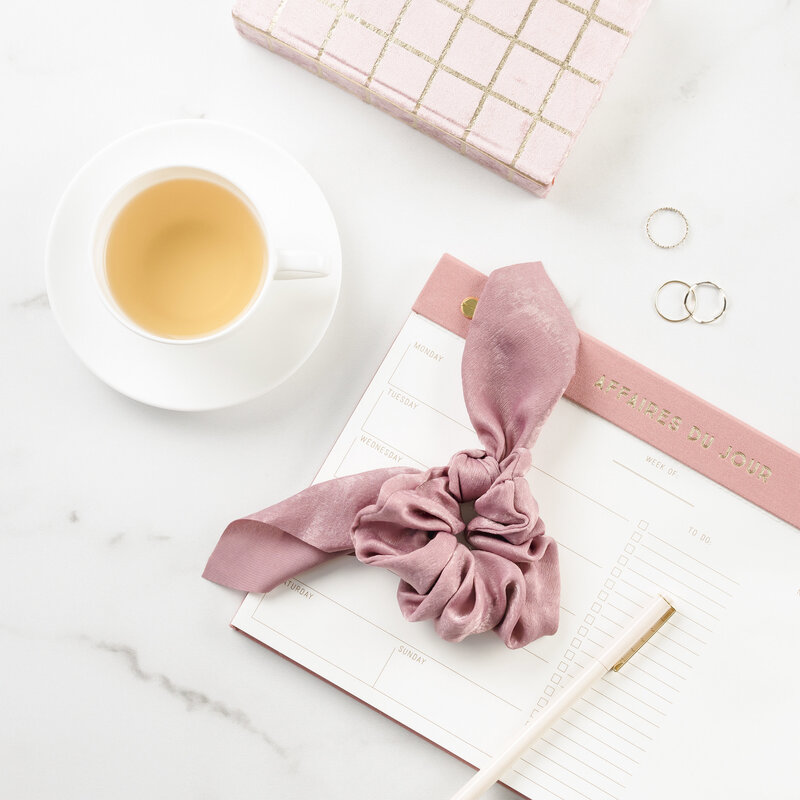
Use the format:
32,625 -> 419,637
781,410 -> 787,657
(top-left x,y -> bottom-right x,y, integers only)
46,120 -> 341,411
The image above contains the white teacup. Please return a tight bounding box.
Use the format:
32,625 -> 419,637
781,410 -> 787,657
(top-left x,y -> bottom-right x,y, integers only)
92,165 -> 328,345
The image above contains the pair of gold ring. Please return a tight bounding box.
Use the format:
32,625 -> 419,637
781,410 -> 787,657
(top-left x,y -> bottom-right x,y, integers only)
655,280 -> 727,324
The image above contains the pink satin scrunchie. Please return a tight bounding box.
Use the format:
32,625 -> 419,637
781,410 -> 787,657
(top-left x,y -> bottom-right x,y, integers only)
204,262 -> 579,649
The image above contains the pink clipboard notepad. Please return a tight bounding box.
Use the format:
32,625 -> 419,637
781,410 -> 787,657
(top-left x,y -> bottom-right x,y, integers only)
230,255 -> 800,800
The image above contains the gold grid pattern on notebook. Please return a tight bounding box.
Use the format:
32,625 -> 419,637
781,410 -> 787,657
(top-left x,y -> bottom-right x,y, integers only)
460,0 -> 544,151
512,0 -> 601,167
311,0 -> 603,135
253,0 -> 635,183
413,0 -> 477,116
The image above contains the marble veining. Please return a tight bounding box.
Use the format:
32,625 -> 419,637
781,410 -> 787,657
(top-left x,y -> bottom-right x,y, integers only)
13,291 -> 49,309
88,639 -> 287,757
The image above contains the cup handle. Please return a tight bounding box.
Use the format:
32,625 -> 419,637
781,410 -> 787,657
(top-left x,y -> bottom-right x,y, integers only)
273,249 -> 329,280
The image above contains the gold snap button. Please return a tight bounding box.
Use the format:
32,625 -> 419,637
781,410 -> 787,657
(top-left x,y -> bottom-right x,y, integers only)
461,297 -> 478,319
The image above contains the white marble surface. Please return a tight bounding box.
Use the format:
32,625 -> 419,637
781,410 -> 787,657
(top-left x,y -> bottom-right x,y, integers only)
1,1 -> 798,798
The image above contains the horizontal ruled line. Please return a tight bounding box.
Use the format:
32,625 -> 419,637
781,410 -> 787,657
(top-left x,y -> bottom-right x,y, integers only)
523,648 -> 550,664
601,676 -> 668,715
547,728 -> 635,775
527,748 -> 625,794
373,686 -> 491,756
667,620 -> 708,647
606,601 -> 634,618
569,708 -> 647,752
612,460 -> 694,507
386,379 -> 474,434
618,578 -> 648,595
557,719 -> 640,763
532,465 -> 629,522
521,757 -> 618,800
631,555 -> 727,609
635,650 -> 687,681
637,541 -> 734,597
591,687 -> 661,727
512,769 -> 568,800
536,738 -> 628,786
580,698 -> 654,740
615,670 -> 674,703
559,542 -> 604,569
624,568 -> 720,626
648,641 -> 693,668
614,588 -> 645,609
658,630 -> 701,657
627,662 -> 678,693
646,531 -> 740,586
593,623 -> 616,638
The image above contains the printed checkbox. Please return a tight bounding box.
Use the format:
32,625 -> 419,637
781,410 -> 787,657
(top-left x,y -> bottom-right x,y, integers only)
552,674 -> 562,684
578,626 -> 588,636
632,532 -> 642,542
558,661 -> 568,672
565,650 -> 575,660
598,590 -> 608,601
591,602 -> 602,613
571,638 -> 581,649
605,579 -> 615,589
611,567 -> 622,577
538,697 -> 548,707
618,556 -> 628,566
584,614 -> 595,624
637,520 -> 649,530
545,686 -> 555,696
625,544 -> 635,554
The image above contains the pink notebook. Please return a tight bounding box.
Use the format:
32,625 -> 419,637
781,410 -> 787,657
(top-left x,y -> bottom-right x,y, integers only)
229,256 -> 800,800
232,0 -> 651,196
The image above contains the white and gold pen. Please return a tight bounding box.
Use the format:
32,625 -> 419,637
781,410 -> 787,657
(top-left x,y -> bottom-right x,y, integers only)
449,595 -> 675,800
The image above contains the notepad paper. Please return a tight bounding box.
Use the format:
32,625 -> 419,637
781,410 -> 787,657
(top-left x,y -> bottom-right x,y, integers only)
232,311 -> 800,799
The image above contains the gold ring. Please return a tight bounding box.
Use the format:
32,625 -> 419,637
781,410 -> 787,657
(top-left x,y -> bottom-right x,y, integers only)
646,207 -> 689,249
655,280 -> 693,322
684,281 -> 727,324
